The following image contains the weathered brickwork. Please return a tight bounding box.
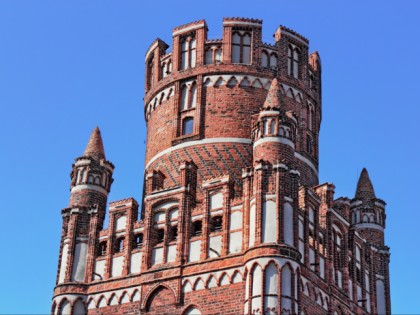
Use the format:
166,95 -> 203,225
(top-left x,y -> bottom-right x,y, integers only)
52,18 -> 391,315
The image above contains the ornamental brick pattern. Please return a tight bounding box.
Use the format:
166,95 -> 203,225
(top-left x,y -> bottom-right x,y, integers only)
52,18 -> 391,315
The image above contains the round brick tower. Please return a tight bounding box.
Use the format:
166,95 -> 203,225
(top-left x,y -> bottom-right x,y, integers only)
144,18 -> 321,200
141,18 -> 322,314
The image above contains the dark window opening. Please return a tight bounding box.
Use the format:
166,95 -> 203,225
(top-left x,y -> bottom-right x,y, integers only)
156,228 -> 165,243
211,216 -> 223,232
307,135 -> 313,155
115,238 -> 124,253
133,234 -> 143,249
169,225 -> 178,242
182,117 -> 194,135
356,267 -> 363,284
192,220 -> 202,236
98,242 -> 107,256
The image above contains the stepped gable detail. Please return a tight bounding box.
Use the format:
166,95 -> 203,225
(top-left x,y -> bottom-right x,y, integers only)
52,18 -> 391,315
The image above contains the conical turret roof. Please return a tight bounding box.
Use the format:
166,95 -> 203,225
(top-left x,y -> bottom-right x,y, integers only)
83,127 -> 106,160
263,78 -> 283,109
355,168 -> 376,200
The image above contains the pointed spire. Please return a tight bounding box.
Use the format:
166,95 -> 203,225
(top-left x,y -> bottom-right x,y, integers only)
355,168 -> 376,200
263,78 -> 283,109
83,127 -> 106,160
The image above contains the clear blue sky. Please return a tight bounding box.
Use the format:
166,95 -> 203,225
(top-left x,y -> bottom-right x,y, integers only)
0,1 -> 418,313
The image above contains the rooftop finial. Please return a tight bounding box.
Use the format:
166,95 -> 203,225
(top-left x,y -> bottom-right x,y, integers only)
83,127 -> 106,160
355,168 -> 376,200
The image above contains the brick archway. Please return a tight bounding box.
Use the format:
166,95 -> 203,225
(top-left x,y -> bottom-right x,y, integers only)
145,286 -> 177,314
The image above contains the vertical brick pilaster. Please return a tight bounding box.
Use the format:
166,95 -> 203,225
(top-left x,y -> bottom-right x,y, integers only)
201,190 -> 210,260
242,169 -> 252,251
64,212 -> 78,282
221,182 -> 230,256
84,210 -> 98,282
104,213 -> 115,279
141,202 -> 153,272
222,25 -> 232,64
254,162 -> 264,245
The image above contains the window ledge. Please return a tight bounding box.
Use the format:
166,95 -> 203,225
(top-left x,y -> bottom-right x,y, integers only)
172,133 -> 200,146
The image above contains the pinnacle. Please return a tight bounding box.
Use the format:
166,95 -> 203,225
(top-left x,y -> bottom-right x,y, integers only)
355,168 -> 376,200
83,127 -> 106,160
263,78 -> 282,109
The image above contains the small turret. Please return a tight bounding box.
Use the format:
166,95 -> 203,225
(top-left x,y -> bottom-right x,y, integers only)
350,168 -> 386,246
69,127 -> 114,210
56,127 -> 114,285
252,78 -> 297,163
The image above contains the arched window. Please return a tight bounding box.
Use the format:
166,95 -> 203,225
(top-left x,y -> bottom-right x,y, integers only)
243,33 -> 251,64
284,202 -> 294,246
181,39 -> 188,70
205,49 -> 213,64
215,48 -> 222,63
355,246 -> 362,285
307,135 -> 313,155
180,85 -> 188,110
232,32 -> 251,64
73,299 -> 85,315
180,37 -> 196,70
250,265 -> 263,314
147,57 -> 154,90
293,49 -> 299,78
182,117 -> 194,135
58,299 -> 71,315
162,62 -> 167,78
264,262 -> 279,314
232,33 -> 241,63
261,51 -> 269,67
307,104 -> 313,131
310,73 -> 315,90
190,39 -> 196,68
270,53 -> 278,69
332,228 -> 344,288
281,265 -> 293,313
167,60 -> 172,74
189,82 -> 197,108
184,306 -> 202,315
270,120 -> 276,134
288,46 -> 300,79
192,220 -> 202,236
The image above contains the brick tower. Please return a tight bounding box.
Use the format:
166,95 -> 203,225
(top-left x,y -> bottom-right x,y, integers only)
52,18 -> 391,315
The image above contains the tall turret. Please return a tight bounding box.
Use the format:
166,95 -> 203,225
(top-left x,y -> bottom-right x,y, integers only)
350,168 -> 386,246
56,127 -> 114,287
